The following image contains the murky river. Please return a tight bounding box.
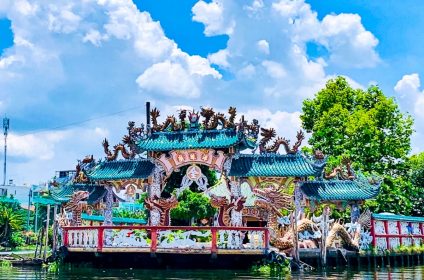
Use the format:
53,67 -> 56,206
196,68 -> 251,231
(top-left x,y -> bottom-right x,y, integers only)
1,265 -> 423,279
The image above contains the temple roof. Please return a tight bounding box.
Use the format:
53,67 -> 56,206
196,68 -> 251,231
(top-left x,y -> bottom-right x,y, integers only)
228,153 -> 323,177
372,213 -> 424,223
86,159 -> 155,181
81,213 -> 147,225
299,179 -> 380,201
49,184 -> 108,204
137,129 -> 250,151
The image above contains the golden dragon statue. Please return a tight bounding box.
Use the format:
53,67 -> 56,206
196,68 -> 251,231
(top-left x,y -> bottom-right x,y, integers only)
251,186 -> 319,251
326,209 -> 372,251
144,196 -> 179,226
210,195 -> 246,226
58,191 -> 93,227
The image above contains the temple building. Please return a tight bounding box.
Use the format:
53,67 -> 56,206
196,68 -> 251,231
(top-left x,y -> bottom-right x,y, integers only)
39,103 -> 391,267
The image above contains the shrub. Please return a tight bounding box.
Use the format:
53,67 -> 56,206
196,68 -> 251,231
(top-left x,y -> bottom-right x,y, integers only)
9,232 -> 26,248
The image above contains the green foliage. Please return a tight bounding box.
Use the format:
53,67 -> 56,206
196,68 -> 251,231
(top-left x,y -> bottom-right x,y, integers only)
0,260 -> 12,268
301,76 -> 413,174
9,232 -> 25,248
251,253 -> 290,277
113,208 -> 147,220
170,189 -> 216,225
301,76 -> 420,217
408,152 -> 424,216
0,203 -> 25,246
365,175 -> 415,215
162,165 -> 218,198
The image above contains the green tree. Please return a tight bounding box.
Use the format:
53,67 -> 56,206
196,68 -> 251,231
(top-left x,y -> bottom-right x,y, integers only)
301,76 -> 416,215
170,190 -> 216,225
409,152 -> 424,216
301,76 -> 413,174
0,204 -> 25,246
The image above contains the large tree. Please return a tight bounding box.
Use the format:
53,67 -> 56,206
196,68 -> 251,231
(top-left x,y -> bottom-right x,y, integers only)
409,152 -> 424,216
301,77 -> 417,215
301,76 -> 413,174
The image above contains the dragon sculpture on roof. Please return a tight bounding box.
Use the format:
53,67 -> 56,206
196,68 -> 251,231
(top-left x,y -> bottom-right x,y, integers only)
200,106 -> 237,130
324,156 -> 355,180
150,108 -> 187,132
102,138 -> 135,161
259,128 -> 305,154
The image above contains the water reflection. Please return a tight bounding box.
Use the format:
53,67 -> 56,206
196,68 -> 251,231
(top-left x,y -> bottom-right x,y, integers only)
0,265 -> 423,279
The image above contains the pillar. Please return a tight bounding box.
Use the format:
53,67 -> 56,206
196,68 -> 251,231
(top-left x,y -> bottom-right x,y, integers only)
293,181 -> 303,263
321,205 -> 331,267
148,166 -> 163,226
103,186 -> 113,225
229,179 -> 243,226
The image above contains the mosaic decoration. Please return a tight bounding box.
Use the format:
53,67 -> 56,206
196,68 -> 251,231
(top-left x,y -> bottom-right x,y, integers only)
177,165 -> 208,197
156,149 -> 226,177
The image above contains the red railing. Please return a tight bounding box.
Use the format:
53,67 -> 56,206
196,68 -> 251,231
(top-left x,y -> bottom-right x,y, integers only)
62,225 -> 269,254
370,217 -> 424,250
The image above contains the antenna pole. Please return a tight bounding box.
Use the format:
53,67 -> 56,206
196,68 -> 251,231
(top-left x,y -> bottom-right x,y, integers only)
3,117 -> 9,186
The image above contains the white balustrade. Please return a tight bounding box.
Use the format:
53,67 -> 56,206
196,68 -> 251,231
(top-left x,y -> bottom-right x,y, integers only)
217,230 -> 265,250
103,229 -> 150,248
68,229 -> 98,248
157,230 -> 211,249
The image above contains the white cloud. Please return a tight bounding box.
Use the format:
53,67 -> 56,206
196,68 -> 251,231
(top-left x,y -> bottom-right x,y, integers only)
319,14 -> 380,68
243,109 -> 304,144
262,60 -> 286,78
394,73 -> 424,118
272,1 -> 379,68
136,60 -> 201,98
257,39 -> 269,54
208,49 -> 230,68
394,73 -> 424,153
192,0 -> 235,36
0,0 -> 403,184
8,131 -> 66,160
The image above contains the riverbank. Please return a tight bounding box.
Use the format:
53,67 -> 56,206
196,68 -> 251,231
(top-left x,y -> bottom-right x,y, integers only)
0,263 -> 423,279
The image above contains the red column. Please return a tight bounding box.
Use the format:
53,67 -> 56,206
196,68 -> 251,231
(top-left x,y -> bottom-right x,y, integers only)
384,220 -> 390,250
397,221 -> 402,246
211,228 -> 217,253
63,229 -> 69,247
264,228 -> 269,250
370,218 -> 376,248
151,229 -> 157,252
97,227 -> 104,252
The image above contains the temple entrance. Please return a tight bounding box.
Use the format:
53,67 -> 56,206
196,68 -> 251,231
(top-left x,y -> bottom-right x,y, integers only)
160,164 -> 218,226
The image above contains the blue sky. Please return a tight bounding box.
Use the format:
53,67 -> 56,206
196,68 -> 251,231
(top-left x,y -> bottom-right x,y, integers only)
0,0 -> 423,184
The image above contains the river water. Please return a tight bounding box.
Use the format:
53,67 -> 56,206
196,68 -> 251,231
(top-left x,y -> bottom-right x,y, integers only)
1,265 -> 423,279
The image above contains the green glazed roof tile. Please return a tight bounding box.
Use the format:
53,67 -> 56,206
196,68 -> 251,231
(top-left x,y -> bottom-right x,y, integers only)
81,213 -> 146,224
33,196 -> 62,205
372,213 -> 424,223
45,184 -> 106,204
300,180 -> 380,201
228,153 -> 321,177
137,129 -> 241,151
87,159 -> 155,180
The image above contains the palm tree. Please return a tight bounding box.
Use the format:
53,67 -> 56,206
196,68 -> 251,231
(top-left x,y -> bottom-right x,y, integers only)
0,205 -> 24,243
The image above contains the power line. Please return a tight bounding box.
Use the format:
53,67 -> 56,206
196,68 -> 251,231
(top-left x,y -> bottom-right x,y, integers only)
20,105 -> 145,136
